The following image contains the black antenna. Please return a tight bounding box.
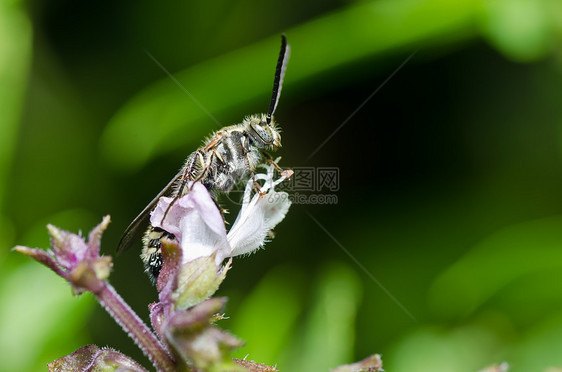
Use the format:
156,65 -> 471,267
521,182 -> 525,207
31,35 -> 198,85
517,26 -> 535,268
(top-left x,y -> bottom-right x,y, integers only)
267,34 -> 290,124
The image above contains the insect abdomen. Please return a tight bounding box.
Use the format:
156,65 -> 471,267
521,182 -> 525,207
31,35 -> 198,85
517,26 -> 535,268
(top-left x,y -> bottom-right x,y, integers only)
141,226 -> 176,281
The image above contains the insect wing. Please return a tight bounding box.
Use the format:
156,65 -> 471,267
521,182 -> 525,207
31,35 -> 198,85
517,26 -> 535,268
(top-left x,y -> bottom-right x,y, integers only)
117,170 -> 182,254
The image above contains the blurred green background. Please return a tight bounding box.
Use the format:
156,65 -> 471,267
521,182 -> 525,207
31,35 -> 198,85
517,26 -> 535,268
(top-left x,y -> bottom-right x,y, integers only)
2,0 -> 562,371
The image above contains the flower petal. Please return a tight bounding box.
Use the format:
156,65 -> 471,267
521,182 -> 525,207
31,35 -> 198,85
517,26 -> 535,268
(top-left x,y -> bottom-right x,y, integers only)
150,183 -> 231,264
228,190 -> 291,257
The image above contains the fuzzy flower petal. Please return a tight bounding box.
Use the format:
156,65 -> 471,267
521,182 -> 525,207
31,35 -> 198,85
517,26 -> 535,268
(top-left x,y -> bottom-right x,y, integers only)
150,182 -> 231,264
227,190 -> 290,256
228,168 -> 292,257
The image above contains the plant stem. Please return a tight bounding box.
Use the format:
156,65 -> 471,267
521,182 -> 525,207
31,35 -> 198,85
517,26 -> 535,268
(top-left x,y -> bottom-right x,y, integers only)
96,283 -> 179,372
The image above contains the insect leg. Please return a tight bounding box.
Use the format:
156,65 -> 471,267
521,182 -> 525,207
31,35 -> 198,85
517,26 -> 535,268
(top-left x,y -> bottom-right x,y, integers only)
260,150 -> 284,173
251,173 -> 262,195
160,150 -> 205,225
189,150 -> 219,188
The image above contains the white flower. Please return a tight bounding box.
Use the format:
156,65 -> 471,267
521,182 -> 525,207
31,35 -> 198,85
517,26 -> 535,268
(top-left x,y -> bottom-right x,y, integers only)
227,166 -> 291,257
150,166 -> 292,265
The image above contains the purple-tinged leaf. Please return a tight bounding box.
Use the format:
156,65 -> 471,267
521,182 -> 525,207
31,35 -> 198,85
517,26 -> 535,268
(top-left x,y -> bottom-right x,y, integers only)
331,354 -> 383,372
12,245 -> 64,277
164,298 -> 243,370
47,344 -> 148,372
86,215 -> 111,259
157,238 -> 182,305
233,359 -> 279,371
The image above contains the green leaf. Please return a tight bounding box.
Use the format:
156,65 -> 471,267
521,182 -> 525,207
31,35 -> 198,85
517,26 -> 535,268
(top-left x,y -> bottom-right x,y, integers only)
480,0 -> 560,62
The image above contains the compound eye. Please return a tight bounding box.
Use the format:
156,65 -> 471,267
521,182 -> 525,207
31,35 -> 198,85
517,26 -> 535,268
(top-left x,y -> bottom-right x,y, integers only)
261,129 -> 274,143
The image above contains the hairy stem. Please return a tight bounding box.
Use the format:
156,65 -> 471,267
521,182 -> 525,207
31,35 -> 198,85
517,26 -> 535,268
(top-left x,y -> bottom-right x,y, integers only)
96,283 -> 179,372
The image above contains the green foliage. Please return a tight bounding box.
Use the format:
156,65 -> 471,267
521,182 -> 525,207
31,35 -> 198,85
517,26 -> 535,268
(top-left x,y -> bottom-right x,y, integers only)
481,0 -> 561,61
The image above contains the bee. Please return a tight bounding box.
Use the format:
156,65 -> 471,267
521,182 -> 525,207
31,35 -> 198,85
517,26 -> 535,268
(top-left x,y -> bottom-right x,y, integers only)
118,35 -> 290,281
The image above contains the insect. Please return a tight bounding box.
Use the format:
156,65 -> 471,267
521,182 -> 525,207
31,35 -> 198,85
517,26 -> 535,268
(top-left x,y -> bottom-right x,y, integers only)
118,35 -> 290,281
